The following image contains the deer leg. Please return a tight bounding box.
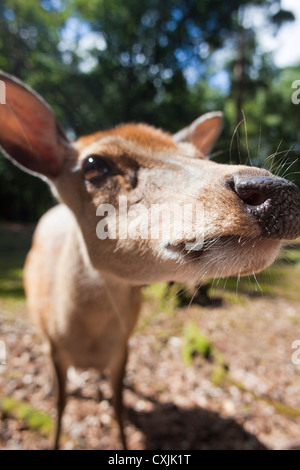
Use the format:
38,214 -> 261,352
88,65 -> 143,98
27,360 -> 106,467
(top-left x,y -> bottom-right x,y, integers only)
51,345 -> 68,450
110,346 -> 128,450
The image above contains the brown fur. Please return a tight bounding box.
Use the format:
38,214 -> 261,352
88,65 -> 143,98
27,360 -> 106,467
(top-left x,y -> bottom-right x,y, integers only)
76,123 -> 177,152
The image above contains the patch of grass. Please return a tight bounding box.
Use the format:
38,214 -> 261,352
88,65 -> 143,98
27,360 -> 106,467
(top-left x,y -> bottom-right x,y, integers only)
0,297 -> 27,323
258,397 -> 300,418
210,363 -> 230,386
208,365 -> 300,419
142,282 -> 179,314
182,321 -> 213,365
181,322 -> 230,387
0,226 -> 33,300
0,396 -> 53,434
143,282 -> 168,301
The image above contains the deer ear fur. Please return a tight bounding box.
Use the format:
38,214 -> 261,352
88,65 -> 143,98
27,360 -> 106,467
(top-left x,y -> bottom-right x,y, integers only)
173,111 -> 223,156
0,70 -> 70,178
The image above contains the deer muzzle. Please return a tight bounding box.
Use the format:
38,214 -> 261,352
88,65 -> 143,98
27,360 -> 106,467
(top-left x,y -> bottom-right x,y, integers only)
231,176 -> 300,240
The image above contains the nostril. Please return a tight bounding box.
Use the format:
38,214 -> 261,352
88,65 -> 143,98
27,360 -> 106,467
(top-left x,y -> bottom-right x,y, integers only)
235,187 -> 268,206
227,175 -> 300,240
228,179 -> 268,207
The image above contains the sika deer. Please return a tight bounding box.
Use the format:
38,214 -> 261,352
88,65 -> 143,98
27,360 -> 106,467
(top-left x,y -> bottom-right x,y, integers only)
0,71 -> 299,449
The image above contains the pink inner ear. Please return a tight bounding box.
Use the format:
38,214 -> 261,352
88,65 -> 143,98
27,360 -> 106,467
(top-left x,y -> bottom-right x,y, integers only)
173,112 -> 223,156
190,116 -> 223,155
0,73 -> 69,177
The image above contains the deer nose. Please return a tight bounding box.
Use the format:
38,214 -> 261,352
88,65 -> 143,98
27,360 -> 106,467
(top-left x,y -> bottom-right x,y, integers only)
230,175 -> 300,240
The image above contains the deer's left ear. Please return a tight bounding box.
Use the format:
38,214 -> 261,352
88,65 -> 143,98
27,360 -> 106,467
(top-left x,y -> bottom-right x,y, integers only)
0,70 -> 71,178
173,111 -> 223,156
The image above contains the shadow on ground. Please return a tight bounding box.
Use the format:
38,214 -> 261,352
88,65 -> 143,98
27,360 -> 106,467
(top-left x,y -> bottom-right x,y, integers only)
128,402 -> 267,450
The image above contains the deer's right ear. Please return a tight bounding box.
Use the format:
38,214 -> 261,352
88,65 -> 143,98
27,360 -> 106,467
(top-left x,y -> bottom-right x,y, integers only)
173,111 -> 223,156
0,71 -> 71,178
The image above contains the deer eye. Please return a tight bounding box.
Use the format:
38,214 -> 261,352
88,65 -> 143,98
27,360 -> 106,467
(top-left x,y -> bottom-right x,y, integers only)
82,155 -> 113,183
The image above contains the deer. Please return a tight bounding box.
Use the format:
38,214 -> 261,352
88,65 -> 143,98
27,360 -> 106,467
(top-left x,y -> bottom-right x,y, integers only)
0,70 -> 300,450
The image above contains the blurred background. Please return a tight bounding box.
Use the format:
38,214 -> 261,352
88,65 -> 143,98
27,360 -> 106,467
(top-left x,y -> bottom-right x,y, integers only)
0,0 -> 299,221
1,0 -> 300,450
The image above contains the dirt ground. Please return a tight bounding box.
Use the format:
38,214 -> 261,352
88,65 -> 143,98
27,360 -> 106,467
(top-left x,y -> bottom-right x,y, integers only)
1,283 -> 300,450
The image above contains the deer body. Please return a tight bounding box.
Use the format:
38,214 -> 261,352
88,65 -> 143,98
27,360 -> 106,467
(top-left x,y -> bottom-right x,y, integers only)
24,203 -> 141,448
25,204 -> 141,372
0,71 -> 300,449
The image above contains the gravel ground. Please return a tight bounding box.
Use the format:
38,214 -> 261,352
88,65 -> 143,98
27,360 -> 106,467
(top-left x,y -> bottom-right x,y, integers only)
0,287 -> 300,450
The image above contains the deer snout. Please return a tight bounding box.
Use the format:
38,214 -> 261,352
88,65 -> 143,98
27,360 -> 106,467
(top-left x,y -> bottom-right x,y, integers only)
229,175 -> 300,240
